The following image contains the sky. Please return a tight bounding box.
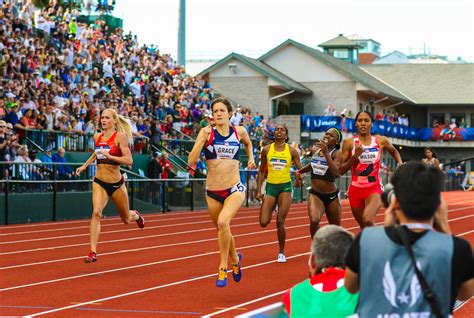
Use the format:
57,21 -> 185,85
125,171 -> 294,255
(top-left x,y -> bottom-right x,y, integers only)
113,0 -> 474,62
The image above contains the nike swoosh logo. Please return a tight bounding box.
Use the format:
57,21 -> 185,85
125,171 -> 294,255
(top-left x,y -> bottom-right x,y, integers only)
330,195 -> 337,200
112,185 -> 121,188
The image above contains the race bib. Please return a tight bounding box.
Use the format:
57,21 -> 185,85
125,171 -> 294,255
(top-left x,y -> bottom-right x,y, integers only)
214,142 -> 239,159
230,182 -> 246,193
358,147 -> 379,164
95,146 -> 110,160
269,158 -> 288,171
311,159 -> 329,176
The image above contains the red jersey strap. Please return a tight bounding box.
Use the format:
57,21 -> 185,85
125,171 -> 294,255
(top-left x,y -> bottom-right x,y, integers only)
205,127 -> 215,147
373,135 -> 380,147
96,133 -> 104,143
232,125 -> 240,141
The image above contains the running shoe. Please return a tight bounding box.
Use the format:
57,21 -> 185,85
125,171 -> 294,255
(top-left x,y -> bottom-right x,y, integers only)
135,210 -> 145,229
232,252 -> 243,282
277,253 -> 287,263
84,251 -> 97,263
216,268 -> 227,287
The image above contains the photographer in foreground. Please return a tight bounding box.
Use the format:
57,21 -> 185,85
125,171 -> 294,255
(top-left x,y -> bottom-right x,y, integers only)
344,161 -> 473,317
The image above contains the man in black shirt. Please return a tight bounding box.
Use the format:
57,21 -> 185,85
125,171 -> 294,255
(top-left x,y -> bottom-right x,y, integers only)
344,161 -> 473,316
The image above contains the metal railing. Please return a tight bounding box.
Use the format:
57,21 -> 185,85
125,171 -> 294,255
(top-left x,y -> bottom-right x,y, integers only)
22,129 -> 151,153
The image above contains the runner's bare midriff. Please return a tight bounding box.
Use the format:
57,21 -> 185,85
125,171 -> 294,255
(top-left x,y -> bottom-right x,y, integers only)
96,164 -> 122,183
206,159 -> 240,190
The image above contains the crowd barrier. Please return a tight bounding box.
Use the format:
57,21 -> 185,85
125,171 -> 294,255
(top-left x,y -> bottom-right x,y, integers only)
301,116 -> 474,141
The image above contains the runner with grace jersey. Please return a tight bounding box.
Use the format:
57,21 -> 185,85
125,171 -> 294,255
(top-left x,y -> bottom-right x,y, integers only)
188,97 -> 256,288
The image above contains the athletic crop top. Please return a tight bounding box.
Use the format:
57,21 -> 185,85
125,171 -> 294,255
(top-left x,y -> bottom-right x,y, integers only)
310,148 -> 337,182
350,135 -> 382,188
204,126 -> 240,161
266,143 -> 292,184
95,131 -> 122,165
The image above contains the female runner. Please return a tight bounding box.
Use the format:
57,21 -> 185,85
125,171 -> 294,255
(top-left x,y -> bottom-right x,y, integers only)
422,147 -> 441,170
339,111 -> 402,228
76,108 -> 145,263
257,124 -> 303,263
188,97 -> 255,287
298,127 -> 343,238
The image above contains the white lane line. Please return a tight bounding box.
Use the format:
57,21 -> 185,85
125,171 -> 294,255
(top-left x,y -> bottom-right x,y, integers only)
203,294 -> 286,318
456,230 -> 474,237
2,236 -> 312,292
0,205 -> 303,236
202,226 -> 474,317
2,193 -> 469,233
453,298 -> 471,312
24,252 -> 312,317
0,206 -> 313,245
0,222 -> 314,270
0,208 -> 472,256
1,204 -> 471,255
0,213 -> 311,255
0,204 -> 354,237
18,218 -> 473,317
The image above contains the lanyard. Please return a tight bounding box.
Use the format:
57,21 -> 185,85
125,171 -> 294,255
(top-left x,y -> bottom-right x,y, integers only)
403,223 -> 433,231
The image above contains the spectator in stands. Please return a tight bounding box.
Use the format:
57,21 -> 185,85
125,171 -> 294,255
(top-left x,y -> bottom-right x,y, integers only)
200,113 -> 212,128
147,151 -> 163,205
375,111 -> 384,121
13,145 -> 32,181
195,153 -> 207,177
38,146 -> 54,179
398,113 -> 409,127
230,106 -> 243,126
159,152 -> 172,212
0,120 -> 8,182
0,0 -> 274,161
282,225 -> 359,317
5,103 -> 20,129
52,147 -> 73,183
344,161 -> 473,316
0,120 -> 8,161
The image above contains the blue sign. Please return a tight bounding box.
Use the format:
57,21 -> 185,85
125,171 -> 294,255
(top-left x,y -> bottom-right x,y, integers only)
301,116 -> 474,141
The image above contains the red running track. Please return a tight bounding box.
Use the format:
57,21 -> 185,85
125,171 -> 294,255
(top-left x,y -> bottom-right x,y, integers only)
0,191 -> 472,317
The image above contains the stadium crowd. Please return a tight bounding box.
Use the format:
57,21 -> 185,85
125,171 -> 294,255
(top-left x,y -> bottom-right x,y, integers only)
0,0 -> 275,164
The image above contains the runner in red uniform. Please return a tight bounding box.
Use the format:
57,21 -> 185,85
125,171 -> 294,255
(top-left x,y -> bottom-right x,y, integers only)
340,111 -> 402,228
76,108 -> 145,263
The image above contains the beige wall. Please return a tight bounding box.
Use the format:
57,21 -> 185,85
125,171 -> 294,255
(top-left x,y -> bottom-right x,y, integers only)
211,58 -> 263,77
288,82 -> 357,115
262,44 -> 351,82
210,77 -> 269,115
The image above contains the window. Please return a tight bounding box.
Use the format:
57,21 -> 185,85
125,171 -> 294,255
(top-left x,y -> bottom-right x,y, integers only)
450,113 -> 465,126
288,103 -> 304,115
332,49 -> 349,59
353,49 -> 358,61
430,113 -> 445,127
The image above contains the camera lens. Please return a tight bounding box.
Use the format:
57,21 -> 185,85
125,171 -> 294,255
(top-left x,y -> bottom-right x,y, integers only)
381,183 -> 394,208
